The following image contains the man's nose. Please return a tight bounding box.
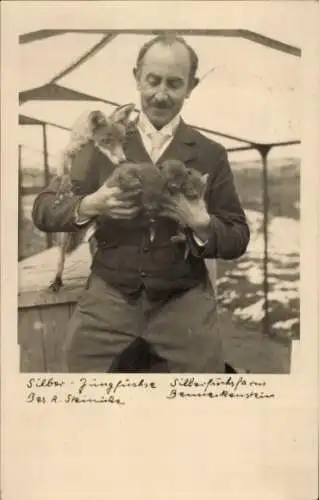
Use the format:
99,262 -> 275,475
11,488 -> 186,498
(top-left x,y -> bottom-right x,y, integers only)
154,86 -> 169,102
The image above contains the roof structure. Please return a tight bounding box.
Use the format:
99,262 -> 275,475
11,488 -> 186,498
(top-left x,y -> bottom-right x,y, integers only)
19,28 -> 301,156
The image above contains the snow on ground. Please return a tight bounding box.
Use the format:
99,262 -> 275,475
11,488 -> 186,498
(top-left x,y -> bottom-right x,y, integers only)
246,266 -> 264,285
245,209 -> 299,255
273,318 -> 299,330
217,209 -> 300,340
234,299 -> 264,322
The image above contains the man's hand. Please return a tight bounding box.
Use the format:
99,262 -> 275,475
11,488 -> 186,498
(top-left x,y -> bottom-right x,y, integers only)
78,181 -> 141,220
161,193 -> 211,242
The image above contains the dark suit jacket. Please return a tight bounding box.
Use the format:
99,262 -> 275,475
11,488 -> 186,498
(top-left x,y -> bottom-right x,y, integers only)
32,120 -> 250,295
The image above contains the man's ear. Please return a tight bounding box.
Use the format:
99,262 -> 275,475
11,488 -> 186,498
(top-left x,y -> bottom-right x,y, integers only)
186,77 -> 199,98
133,67 -> 142,91
110,103 -> 136,125
192,77 -> 200,90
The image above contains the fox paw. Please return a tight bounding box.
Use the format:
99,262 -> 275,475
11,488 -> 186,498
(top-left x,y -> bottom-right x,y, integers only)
48,277 -> 63,292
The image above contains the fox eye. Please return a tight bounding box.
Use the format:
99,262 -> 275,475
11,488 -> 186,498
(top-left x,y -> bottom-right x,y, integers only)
96,131 -> 111,143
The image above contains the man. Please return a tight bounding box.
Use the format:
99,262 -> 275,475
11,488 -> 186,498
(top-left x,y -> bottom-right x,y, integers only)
32,34 -> 250,373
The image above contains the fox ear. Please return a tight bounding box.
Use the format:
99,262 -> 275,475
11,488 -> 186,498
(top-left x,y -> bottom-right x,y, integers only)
90,110 -> 107,130
111,103 -> 136,125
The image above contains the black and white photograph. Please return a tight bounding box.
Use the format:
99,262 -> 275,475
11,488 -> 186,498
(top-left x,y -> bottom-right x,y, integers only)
17,13 -> 301,375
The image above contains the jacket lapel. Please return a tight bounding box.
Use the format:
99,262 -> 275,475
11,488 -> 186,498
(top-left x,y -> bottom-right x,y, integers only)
158,120 -> 198,165
124,119 -> 198,165
124,128 -> 152,163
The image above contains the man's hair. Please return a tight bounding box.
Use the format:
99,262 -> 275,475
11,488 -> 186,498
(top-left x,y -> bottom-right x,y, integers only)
135,33 -> 199,82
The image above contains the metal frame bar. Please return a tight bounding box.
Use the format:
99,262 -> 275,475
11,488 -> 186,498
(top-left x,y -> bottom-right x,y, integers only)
18,145 -> 23,261
253,140 -> 300,336
258,144 -> 272,337
42,124 -> 53,249
19,30 -> 69,44
19,29 -> 301,56
49,34 -> 117,84
19,114 -> 70,131
19,83 -> 120,106
20,113 -> 300,151
19,90 -> 254,145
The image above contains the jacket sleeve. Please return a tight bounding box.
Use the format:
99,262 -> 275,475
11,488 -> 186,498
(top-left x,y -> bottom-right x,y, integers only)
187,147 -> 250,260
32,142 -> 99,233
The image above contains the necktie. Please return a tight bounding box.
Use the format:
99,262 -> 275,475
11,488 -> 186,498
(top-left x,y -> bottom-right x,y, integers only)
150,131 -> 169,164
146,132 -> 168,242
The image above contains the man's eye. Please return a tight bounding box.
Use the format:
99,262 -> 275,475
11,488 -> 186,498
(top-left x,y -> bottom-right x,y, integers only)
147,76 -> 161,86
167,79 -> 183,89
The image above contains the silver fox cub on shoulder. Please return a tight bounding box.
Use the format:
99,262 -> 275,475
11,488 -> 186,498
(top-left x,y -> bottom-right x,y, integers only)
49,103 -> 208,292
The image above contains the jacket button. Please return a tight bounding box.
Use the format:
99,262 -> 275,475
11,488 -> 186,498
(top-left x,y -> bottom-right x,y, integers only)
140,272 -> 147,278
143,247 -> 149,253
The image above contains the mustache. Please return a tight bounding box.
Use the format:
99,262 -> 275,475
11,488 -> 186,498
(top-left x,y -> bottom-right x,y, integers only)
151,98 -> 172,109
151,99 -> 172,109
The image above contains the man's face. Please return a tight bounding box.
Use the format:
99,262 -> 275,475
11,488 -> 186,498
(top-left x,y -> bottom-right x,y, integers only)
135,42 -> 195,129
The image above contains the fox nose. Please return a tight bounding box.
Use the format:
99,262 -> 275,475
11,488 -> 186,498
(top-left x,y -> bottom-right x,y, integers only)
116,151 -> 126,164
119,151 -> 126,162
112,144 -> 126,164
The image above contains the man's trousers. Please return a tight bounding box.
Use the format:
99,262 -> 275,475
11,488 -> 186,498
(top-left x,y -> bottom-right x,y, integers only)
63,273 -> 225,373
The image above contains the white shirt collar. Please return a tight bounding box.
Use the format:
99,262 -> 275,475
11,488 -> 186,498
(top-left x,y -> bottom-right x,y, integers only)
137,111 -> 181,139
